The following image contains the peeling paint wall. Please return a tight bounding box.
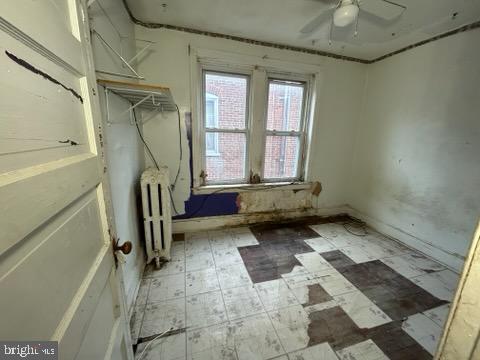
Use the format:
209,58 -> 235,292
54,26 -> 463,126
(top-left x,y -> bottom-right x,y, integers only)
349,28 -> 480,271
134,27 -> 366,218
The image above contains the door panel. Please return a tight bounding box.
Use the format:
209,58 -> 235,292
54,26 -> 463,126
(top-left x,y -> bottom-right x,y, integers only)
0,1 -> 132,359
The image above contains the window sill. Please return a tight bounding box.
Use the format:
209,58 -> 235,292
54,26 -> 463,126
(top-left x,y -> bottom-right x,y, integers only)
192,181 -> 314,195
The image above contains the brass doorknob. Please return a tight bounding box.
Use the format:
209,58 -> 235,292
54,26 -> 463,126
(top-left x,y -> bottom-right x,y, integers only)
114,240 -> 132,255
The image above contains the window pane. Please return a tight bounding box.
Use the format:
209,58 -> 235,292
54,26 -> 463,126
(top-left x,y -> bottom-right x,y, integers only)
264,135 -> 299,179
205,98 -> 217,128
205,72 -> 248,130
266,81 -> 304,131
206,132 -> 246,182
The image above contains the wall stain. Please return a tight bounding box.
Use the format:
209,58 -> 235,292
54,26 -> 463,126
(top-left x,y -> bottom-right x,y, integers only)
5,50 -> 84,104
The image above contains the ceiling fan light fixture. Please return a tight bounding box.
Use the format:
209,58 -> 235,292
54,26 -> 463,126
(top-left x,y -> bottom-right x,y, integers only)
333,2 -> 359,27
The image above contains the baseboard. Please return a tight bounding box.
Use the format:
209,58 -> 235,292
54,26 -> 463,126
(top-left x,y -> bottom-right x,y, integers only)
172,205 -> 350,233
348,206 -> 465,273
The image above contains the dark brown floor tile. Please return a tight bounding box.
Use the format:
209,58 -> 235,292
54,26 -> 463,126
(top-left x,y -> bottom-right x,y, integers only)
303,284 -> 333,306
367,321 -> 433,360
339,261 -> 448,320
250,223 -> 320,243
307,306 -> 367,350
320,250 -> 356,269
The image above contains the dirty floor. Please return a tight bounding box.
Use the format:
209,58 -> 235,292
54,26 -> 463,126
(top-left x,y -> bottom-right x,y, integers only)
130,219 -> 459,360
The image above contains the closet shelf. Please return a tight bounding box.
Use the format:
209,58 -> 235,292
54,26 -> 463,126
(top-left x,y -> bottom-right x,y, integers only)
98,79 -> 177,112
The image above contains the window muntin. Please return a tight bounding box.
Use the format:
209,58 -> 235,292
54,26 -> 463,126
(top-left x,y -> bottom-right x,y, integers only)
203,71 -> 250,184
263,79 -> 307,181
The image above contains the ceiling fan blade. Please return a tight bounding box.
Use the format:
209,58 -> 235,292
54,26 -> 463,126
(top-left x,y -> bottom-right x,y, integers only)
359,7 -> 402,28
300,8 -> 335,34
359,0 -> 405,21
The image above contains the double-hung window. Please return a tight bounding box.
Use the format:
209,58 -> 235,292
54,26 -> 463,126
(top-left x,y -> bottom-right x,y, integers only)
197,62 -> 312,187
203,71 -> 249,184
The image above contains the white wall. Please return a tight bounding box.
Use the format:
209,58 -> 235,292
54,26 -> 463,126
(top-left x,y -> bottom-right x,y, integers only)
134,27 -> 367,215
89,0 -> 146,314
350,29 -> 480,271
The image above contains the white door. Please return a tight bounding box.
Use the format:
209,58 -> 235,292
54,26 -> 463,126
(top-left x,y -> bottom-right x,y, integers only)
0,1 -> 133,359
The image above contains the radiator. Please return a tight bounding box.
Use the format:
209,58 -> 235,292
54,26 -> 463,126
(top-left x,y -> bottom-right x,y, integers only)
140,167 -> 172,268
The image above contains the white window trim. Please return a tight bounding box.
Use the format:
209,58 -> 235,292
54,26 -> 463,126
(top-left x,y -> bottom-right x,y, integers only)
189,47 -> 322,191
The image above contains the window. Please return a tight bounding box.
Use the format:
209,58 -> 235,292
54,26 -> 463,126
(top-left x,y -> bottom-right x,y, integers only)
198,65 -> 312,186
264,79 -> 306,180
203,71 -> 249,184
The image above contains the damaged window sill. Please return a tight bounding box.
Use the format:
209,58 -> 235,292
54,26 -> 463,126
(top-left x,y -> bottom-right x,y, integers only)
192,181 -> 315,195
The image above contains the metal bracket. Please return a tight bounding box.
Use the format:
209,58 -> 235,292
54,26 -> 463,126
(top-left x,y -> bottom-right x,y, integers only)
92,29 -> 146,80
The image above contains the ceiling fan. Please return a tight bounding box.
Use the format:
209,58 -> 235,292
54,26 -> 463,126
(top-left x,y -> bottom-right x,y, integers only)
300,0 -> 407,44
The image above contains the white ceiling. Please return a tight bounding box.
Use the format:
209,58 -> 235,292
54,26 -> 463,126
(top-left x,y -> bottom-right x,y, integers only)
126,0 -> 480,61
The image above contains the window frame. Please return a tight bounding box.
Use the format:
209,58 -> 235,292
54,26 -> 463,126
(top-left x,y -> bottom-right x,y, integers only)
190,47 -> 319,190
201,69 -> 251,185
262,76 -> 310,183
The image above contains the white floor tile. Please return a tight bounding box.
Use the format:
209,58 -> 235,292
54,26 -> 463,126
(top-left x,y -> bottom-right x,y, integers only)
140,298 -> 186,338
430,269 -> 460,290
186,291 -> 227,329
334,291 -> 391,329
131,304 -> 145,344
255,279 -> 299,311
171,241 -> 186,262
213,247 -> 244,267
144,260 -> 185,277
340,246 -> 376,264
423,304 -> 451,328
304,237 -> 336,253
217,264 -> 252,290
402,253 -> 445,272
411,273 -> 455,301
281,266 -> 312,280
314,268 -> 357,297
231,313 -> 285,360
148,273 -> 186,302
189,347 -> 237,360
365,233 -> 412,257
309,223 -> 360,248
187,322 -> 233,356
288,343 -> 339,360
222,285 -> 265,320
209,230 -> 236,251
186,251 -> 215,272
336,339 -> 388,360
135,333 -> 186,360
268,305 -> 310,353
186,238 -> 212,256
186,268 -> 220,296
295,252 -> 332,272
381,256 -> 427,278
231,227 -> 259,247
136,278 -> 152,306
402,313 -> 443,355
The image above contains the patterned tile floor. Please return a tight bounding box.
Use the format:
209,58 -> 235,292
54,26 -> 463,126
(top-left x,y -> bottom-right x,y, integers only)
131,219 -> 460,360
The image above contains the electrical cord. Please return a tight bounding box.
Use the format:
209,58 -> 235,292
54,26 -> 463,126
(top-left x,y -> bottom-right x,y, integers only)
136,327 -> 173,360
342,218 -> 368,236
172,104 -> 183,190
132,109 -> 180,215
